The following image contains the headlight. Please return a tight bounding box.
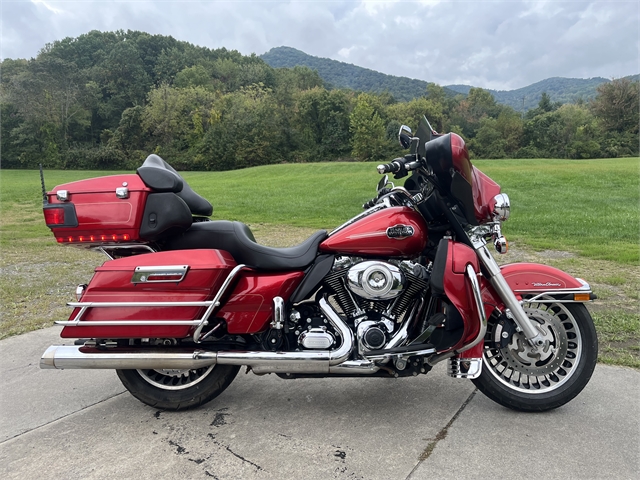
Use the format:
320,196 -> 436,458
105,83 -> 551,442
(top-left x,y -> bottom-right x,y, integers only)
492,193 -> 510,222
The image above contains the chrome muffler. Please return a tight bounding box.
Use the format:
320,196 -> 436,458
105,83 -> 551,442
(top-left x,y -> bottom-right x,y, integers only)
40,346 -> 218,370
40,297 -> 356,374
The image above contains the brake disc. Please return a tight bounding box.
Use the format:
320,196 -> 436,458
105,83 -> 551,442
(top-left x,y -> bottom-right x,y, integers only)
496,308 -> 568,376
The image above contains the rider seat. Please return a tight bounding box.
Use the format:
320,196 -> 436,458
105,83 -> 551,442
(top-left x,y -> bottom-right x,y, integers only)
161,221 -> 328,271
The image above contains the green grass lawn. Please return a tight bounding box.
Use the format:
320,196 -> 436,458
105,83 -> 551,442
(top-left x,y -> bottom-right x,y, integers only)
6,157 -> 635,263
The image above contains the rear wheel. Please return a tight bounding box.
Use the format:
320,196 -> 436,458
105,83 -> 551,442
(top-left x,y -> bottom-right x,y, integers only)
117,364 -> 240,411
472,302 -> 597,412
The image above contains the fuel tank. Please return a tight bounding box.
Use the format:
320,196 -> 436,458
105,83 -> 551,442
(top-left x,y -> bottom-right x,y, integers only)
319,206 -> 428,258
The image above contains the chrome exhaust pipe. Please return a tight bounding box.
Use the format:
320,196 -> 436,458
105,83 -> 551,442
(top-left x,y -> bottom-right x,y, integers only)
237,297 -> 355,374
41,297 -> 356,374
40,346 -> 218,370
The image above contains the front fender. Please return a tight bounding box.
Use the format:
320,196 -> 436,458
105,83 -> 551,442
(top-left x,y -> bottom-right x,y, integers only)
481,262 -> 594,310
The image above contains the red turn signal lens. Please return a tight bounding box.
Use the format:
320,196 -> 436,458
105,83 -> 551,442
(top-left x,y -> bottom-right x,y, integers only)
44,208 -> 65,225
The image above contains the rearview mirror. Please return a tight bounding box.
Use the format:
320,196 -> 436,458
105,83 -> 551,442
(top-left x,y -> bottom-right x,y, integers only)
377,174 -> 389,193
398,125 -> 414,149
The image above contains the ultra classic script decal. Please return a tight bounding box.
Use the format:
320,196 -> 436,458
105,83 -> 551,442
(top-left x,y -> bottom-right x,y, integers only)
386,224 -> 414,240
531,282 -> 563,287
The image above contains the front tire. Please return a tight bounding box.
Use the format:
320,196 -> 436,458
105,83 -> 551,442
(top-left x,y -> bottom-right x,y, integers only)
472,303 -> 597,412
117,364 -> 240,411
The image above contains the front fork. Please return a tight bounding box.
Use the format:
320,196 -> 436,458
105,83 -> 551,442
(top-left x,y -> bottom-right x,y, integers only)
474,241 -> 546,348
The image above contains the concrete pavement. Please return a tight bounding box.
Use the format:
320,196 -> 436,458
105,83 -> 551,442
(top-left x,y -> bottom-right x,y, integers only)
1,327 -> 638,479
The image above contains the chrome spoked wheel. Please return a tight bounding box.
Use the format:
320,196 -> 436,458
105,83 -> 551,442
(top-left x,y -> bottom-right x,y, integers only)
137,366 -> 216,391
472,302 -> 597,412
483,305 -> 582,393
117,363 -> 240,411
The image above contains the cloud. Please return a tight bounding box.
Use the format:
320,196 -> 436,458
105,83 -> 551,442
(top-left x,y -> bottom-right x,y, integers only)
1,0 -> 637,90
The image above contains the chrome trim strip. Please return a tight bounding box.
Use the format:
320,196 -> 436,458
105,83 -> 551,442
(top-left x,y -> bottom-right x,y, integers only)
456,264 -> 487,353
364,346 -> 436,361
55,320 -> 202,326
131,265 -> 188,283
68,301 -> 213,308
329,203 -> 386,236
514,287 -> 591,294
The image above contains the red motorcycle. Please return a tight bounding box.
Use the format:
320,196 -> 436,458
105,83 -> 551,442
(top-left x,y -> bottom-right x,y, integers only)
39,116 -> 598,412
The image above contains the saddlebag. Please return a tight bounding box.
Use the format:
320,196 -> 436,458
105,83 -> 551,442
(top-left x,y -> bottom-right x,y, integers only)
59,249 -> 237,339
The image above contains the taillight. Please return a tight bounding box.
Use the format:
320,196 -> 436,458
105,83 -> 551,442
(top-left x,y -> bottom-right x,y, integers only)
44,208 -> 65,225
55,233 -> 133,243
43,203 -> 78,228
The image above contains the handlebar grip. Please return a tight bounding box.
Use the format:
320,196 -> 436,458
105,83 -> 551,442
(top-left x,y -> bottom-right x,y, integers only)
376,160 -> 402,174
363,198 -> 377,209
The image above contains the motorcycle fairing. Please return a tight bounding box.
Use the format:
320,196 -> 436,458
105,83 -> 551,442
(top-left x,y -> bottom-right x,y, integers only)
471,167 -> 501,222
436,239 -> 485,351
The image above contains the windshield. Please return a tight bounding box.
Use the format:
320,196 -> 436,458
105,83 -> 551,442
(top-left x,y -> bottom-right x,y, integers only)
413,116 -> 437,157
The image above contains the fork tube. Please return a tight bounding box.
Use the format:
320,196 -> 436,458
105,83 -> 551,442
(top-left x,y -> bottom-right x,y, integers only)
475,243 -> 546,347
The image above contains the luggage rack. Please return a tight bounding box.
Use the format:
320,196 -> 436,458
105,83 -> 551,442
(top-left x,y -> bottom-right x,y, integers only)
55,264 -> 247,342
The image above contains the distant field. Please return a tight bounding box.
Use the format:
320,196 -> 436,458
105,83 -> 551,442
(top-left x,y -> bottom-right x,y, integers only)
4,157 -> 635,263
1,158 -> 638,367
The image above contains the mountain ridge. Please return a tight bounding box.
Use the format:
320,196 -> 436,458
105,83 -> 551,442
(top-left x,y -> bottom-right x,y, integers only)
261,46 -> 638,111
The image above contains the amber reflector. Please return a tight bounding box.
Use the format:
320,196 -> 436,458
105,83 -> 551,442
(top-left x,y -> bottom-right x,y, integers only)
573,293 -> 591,301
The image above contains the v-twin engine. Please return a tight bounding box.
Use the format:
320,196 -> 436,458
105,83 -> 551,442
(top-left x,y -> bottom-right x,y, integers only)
294,256 -> 430,354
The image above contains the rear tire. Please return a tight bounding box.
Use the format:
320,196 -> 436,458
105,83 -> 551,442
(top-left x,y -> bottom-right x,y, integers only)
117,364 -> 240,411
472,303 -> 597,412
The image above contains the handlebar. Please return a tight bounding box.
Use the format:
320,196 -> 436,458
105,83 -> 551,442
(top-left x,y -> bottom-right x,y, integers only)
376,156 -> 422,176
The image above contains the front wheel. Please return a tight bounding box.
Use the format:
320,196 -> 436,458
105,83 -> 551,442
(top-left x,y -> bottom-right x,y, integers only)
117,364 -> 240,411
472,302 -> 598,412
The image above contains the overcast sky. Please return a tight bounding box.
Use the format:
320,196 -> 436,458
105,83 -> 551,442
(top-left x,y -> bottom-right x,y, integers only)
1,0 -> 638,90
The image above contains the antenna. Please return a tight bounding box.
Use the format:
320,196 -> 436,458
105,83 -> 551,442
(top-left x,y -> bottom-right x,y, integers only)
39,164 -> 48,205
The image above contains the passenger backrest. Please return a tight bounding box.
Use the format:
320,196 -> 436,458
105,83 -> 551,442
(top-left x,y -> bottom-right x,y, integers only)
137,155 -> 213,217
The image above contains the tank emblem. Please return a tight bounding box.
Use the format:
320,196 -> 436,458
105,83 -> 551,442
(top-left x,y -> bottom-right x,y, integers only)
386,224 -> 414,240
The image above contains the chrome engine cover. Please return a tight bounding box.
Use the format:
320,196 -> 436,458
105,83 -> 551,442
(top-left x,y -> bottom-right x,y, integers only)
357,320 -> 391,353
298,327 -> 335,350
347,261 -> 404,301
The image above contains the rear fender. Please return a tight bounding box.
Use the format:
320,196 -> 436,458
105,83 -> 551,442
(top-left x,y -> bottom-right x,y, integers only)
481,262 -> 594,310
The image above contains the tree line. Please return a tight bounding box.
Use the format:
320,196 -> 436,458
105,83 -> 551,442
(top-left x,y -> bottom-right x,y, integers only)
1,30 -> 638,171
